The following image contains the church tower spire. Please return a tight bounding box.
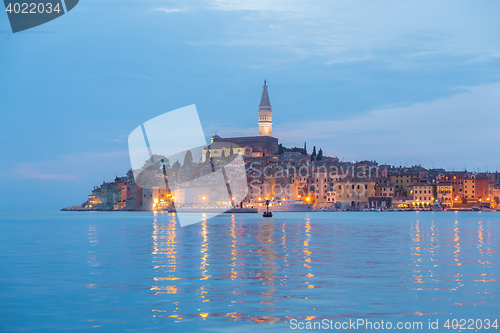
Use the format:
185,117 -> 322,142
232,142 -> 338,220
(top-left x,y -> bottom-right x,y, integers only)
258,80 -> 273,137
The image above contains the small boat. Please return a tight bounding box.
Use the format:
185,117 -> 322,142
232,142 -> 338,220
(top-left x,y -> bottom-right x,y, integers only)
481,205 -> 494,212
257,199 -> 313,212
432,201 -> 443,212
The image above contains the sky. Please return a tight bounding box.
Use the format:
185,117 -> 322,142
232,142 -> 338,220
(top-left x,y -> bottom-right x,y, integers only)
1,0 -> 500,209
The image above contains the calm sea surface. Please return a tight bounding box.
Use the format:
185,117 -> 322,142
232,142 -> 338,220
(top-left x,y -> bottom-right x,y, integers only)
0,211 -> 499,332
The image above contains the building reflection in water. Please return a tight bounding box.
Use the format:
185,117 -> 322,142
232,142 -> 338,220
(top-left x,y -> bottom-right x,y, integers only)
88,224 -> 99,269
303,218 -> 314,290
407,216 -> 499,308
148,214 -> 498,326
87,224 -> 99,294
230,215 -> 238,280
475,220 -> 496,294
249,219 -> 280,323
151,212 -> 180,321
147,214 -> 322,325
451,220 -> 463,293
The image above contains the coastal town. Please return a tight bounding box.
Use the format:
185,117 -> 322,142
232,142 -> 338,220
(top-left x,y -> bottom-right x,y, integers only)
71,83 -> 500,212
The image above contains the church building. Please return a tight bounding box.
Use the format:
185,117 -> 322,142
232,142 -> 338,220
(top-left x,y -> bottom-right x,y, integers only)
202,81 -> 279,162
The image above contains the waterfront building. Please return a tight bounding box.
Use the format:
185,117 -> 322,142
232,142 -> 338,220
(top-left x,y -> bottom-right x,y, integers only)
475,174 -> 490,201
375,183 -> 395,197
436,181 -> 453,207
390,172 -> 420,195
335,177 -> 376,210
409,184 -> 436,204
445,171 -> 468,200
463,174 -> 476,199
313,172 -> 335,208
125,182 -> 142,210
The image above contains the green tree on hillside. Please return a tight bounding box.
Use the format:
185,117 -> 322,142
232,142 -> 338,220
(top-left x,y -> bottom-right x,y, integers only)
183,150 -> 193,167
172,160 -> 181,172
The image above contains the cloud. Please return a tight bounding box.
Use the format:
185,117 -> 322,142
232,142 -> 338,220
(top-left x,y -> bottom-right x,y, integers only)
154,7 -> 184,13
11,167 -> 78,180
271,82 -> 500,169
1,151 -> 129,181
199,0 -> 500,65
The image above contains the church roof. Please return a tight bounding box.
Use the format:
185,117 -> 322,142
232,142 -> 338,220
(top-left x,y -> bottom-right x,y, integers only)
259,81 -> 271,107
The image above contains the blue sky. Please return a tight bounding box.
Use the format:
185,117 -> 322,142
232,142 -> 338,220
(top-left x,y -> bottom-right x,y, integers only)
1,0 -> 500,209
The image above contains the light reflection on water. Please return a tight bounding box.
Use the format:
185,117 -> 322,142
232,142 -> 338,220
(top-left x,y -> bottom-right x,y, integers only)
0,211 -> 499,331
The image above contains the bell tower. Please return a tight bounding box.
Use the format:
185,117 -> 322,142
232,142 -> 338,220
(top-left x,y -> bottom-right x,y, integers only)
258,80 -> 273,137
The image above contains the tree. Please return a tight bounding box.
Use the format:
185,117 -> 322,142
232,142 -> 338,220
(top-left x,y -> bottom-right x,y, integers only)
205,150 -> 210,162
229,145 -> 234,156
494,197 -> 500,205
141,154 -> 169,173
317,148 -> 323,161
183,150 -> 193,167
304,142 -> 307,155
310,146 -> 317,161
460,196 -> 467,205
172,160 -> 181,172
221,149 -> 226,157
278,143 -> 285,155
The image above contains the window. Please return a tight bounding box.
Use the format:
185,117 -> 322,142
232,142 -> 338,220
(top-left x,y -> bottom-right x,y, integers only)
365,185 -> 368,189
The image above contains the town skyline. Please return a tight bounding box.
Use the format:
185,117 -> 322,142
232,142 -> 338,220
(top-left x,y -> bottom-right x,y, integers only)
2,1 -> 500,210
69,84 -> 500,213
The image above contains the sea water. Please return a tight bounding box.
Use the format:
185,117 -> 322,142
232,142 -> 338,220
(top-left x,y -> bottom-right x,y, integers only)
0,211 -> 498,332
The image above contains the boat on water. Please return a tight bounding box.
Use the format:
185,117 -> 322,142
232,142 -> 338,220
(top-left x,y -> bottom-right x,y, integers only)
256,199 -> 313,213
432,201 -> 444,212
